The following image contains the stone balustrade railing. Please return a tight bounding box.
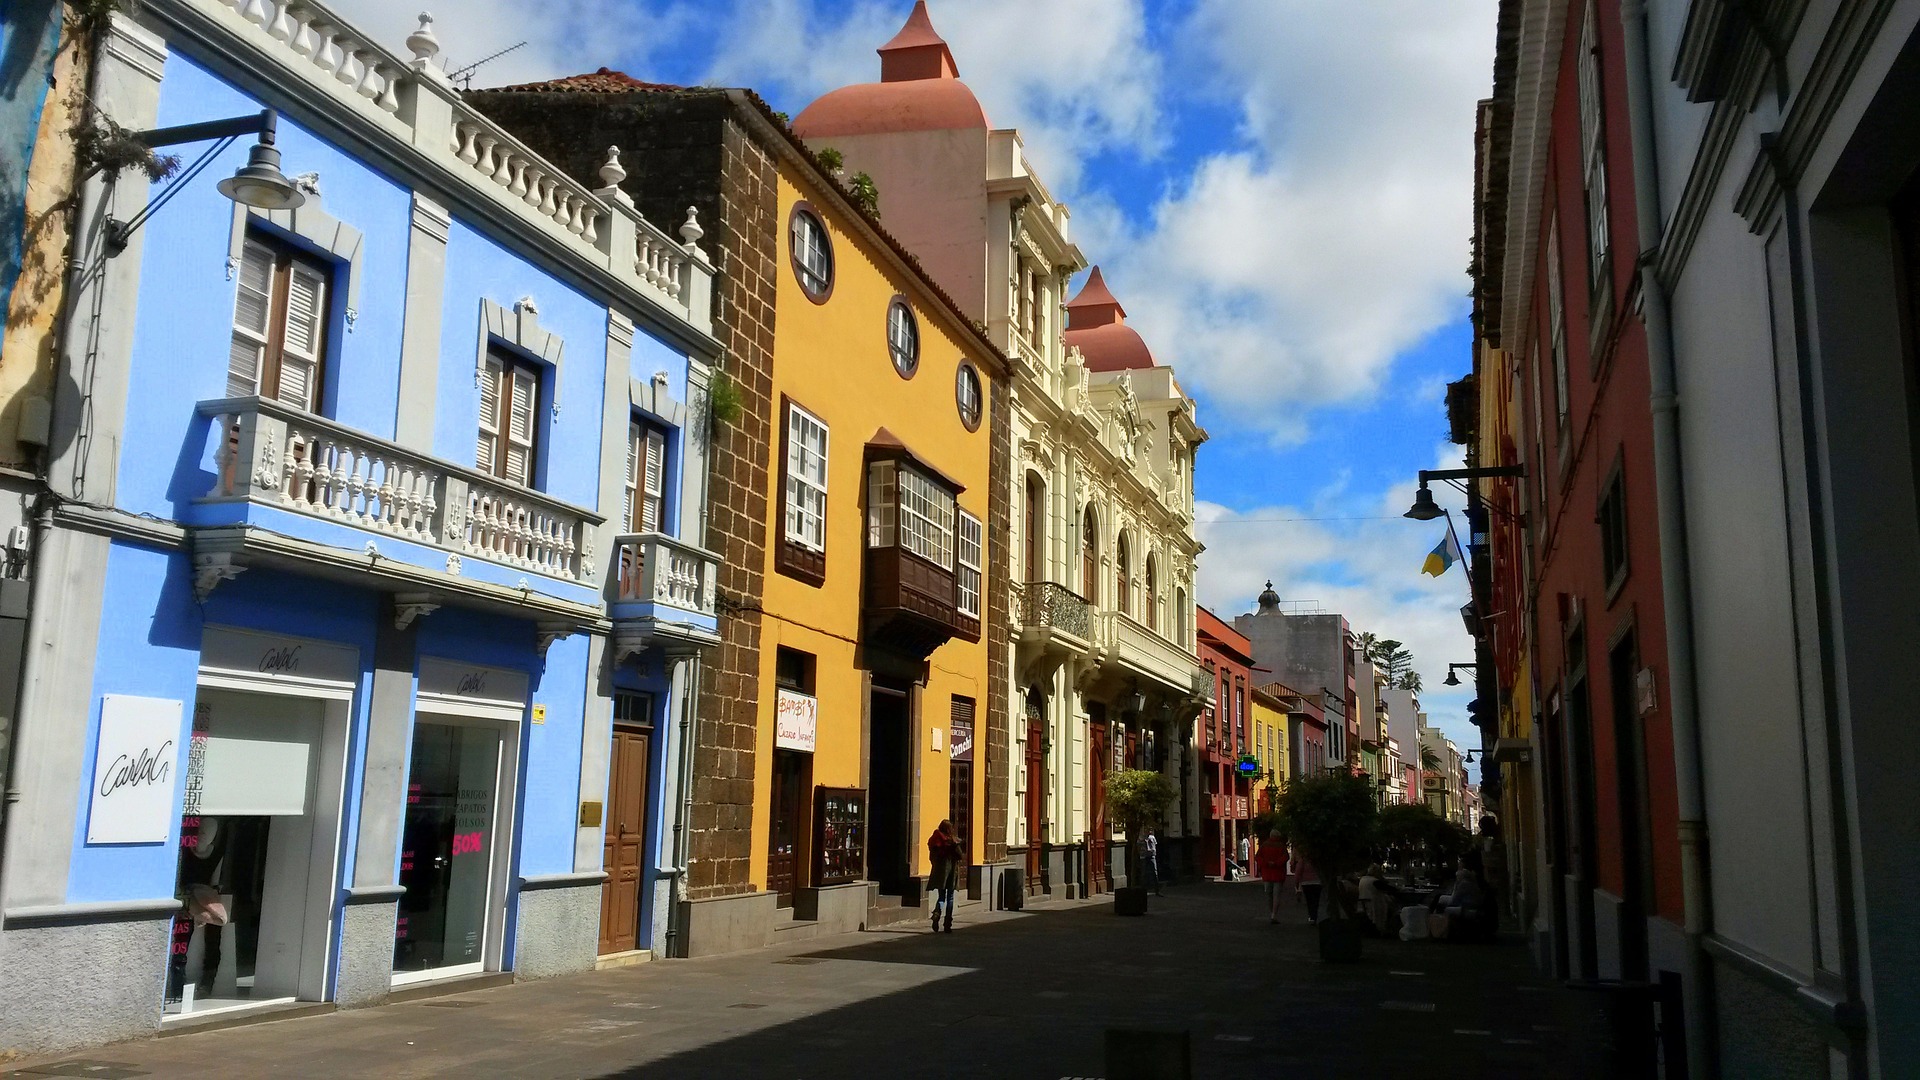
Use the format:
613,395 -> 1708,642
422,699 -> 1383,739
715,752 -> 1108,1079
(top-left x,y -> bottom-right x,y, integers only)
200,396 -> 602,583
169,0 -> 712,335
612,533 -> 718,616
1019,580 -> 1090,640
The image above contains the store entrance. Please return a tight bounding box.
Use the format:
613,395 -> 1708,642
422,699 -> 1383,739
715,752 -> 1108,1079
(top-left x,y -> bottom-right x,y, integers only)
165,689 -> 329,1017
394,719 -> 506,980
867,682 -> 912,895
599,715 -> 652,955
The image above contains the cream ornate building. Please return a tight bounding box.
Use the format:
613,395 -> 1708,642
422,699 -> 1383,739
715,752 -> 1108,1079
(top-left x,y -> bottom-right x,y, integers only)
791,1 -> 1205,900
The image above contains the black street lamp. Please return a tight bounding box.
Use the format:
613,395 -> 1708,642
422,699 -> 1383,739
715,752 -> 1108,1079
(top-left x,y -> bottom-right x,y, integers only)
1403,465 -> 1526,520
1441,662 -> 1477,686
106,108 -> 304,255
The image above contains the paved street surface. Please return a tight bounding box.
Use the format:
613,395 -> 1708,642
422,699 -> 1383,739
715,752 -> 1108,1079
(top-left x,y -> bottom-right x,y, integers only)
7,883 -> 1611,1079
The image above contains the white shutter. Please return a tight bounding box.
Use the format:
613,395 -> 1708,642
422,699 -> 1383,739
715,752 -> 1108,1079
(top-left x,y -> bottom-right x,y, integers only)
641,427 -> 665,533
227,242 -> 274,397
505,366 -> 537,485
477,356 -> 502,475
623,422 -> 639,532
274,262 -> 326,411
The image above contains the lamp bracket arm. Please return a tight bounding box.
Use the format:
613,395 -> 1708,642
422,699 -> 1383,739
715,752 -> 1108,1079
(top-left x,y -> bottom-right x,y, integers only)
135,109 -> 275,150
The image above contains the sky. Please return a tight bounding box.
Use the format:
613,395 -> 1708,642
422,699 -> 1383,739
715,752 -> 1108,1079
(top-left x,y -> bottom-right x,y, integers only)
335,0 -> 1498,748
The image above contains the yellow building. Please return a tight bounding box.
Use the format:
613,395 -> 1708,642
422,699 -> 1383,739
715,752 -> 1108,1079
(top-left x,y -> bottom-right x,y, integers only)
748,150 -> 1005,916
1249,685 -> 1291,816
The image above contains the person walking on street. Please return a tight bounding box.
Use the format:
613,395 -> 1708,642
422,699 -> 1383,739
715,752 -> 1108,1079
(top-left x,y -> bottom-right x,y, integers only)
1256,833 -> 1289,923
1295,854 -> 1323,924
1142,830 -> 1163,895
927,820 -> 962,933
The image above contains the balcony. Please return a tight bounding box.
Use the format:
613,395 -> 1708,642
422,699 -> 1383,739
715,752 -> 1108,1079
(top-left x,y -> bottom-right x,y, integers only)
193,397 -> 603,624
1093,611 -> 1202,697
1014,581 -> 1091,684
863,546 -> 970,660
1194,667 -> 1216,703
611,533 -> 720,660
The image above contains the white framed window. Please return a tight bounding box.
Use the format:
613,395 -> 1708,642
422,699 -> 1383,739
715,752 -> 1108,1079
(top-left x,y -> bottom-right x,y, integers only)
955,361 -> 983,431
790,206 -> 833,301
784,402 -> 828,552
887,298 -> 919,378
624,420 -> 667,533
479,349 -> 539,487
896,465 -> 953,568
1577,0 -> 1611,288
229,235 -> 330,411
956,509 -> 982,619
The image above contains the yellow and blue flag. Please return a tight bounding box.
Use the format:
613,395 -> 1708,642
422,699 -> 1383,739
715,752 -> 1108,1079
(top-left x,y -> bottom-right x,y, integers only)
1421,529 -> 1463,577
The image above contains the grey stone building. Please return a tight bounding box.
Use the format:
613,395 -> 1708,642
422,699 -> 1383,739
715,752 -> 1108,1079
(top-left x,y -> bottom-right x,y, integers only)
1234,586 -> 1354,770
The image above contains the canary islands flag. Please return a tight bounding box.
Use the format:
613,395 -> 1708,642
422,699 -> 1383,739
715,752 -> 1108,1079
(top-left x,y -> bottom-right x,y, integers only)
1421,529 -> 1463,577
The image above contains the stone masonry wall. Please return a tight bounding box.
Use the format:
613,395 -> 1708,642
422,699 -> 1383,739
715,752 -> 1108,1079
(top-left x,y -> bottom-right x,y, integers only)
984,374 -> 1011,863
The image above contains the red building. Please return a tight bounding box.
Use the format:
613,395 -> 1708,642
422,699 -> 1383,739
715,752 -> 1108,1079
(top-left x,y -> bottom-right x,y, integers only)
1196,607 -> 1253,877
1468,0 -> 1682,1001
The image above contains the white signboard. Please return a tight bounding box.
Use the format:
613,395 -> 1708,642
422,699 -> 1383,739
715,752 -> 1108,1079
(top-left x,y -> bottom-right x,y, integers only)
775,689 -> 817,752
88,695 -> 186,844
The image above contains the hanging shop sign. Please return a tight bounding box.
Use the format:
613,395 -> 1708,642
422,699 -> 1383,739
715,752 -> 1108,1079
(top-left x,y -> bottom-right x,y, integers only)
418,657 -> 530,721
200,626 -> 358,689
949,715 -> 973,762
88,695 -> 186,844
775,689 -> 817,752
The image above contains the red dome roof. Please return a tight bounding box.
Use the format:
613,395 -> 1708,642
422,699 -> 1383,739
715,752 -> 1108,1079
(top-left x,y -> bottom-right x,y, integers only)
1065,267 -> 1156,371
791,2 -> 989,137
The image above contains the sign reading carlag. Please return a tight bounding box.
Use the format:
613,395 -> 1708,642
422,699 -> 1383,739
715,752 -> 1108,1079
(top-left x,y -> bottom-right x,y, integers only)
775,689 -> 817,752
88,695 -> 186,844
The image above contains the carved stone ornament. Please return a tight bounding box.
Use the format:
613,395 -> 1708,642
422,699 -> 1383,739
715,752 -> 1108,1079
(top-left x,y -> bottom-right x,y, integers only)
679,205 -> 704,248
253,439 -> 280,491
406,13 -> 442,68
445,553 -> 462,575
594,147 -> 634,208
535,621 -> 572,656
193,553 -> 247,603
394,593 -> 439,630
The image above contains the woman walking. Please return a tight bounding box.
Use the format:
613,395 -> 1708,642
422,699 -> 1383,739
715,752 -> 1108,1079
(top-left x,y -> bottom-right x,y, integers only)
1256,833 -> 1289,924
927,819 -> 963,933
1294,853 -> 1323,924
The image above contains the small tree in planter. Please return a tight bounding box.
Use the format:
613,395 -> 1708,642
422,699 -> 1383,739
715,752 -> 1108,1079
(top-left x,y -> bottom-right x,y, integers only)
1106,768 -> 1176,915
1274,770 -> 1379,960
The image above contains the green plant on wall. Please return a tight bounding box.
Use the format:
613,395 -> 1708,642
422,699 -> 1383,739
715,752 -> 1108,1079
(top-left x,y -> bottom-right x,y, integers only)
708,369 -> 743,426
848,172 -> 880,218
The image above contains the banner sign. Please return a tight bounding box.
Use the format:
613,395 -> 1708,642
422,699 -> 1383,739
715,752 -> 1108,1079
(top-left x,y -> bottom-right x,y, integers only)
950,715 -> 973,762
88,695 -> 186,844
775,689 -> 817,752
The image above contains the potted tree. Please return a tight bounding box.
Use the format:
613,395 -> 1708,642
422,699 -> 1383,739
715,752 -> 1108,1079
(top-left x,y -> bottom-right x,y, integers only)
1106,768 -> 1176,916
1274,770 -> 1379,961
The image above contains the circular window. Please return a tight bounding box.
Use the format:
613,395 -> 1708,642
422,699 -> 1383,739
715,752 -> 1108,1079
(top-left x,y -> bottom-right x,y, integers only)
788,203 -> 833,303
886,297 -> 919,378
955,360 -> 983,431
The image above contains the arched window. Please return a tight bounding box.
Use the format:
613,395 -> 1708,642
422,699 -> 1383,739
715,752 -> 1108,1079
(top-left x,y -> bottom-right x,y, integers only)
1024,473 -> 1044,584
1145,555 -> 1159,632
1116,534 -> 1132,617
1175,587 -> 1188,646
1081,506 -> 1098,604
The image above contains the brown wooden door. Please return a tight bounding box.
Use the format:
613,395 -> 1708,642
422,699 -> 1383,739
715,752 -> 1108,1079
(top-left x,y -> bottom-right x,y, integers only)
767,750 -> 810,906
1089,708 -> 1110,893
1025,705 -> 1045,885
599,726 -> 650,955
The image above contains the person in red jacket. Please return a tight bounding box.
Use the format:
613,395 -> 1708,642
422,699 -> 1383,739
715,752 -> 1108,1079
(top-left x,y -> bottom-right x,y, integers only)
927,820 -> 963,933
1255,833 -> 1290,924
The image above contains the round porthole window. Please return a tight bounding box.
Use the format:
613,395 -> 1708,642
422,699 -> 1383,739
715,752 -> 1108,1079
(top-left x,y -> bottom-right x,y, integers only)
788,203 -> 833,303
887,297 -> 919,378
955,360 -> 983,432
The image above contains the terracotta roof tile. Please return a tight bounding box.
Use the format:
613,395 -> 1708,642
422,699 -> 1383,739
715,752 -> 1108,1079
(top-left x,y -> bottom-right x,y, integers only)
488,67 -> 682,94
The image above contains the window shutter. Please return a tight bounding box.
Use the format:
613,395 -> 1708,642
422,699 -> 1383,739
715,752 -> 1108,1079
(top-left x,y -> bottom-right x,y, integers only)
641,427 -> 666,533
275,262 -> 327,411
227,242 -> 275,397
623,422 -> 640,532
505,366 -> 537,485
477,356 -> 502,474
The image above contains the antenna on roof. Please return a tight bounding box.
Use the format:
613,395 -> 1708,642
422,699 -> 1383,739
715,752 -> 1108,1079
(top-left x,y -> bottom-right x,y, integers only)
447,41 -> 527,90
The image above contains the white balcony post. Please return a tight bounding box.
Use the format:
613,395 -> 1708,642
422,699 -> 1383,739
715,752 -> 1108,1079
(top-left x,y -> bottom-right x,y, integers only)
438,474 -> 470,552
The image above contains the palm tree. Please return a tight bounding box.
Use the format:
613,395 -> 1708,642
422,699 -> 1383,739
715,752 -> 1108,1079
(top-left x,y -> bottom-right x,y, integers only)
1355,631 -> 1379,659
1420,746 -> 1442,772
1398,671 -> 1423,693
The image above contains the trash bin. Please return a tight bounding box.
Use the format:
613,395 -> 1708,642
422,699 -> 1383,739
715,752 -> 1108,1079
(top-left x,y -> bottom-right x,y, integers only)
1567,979 -> 1657,1076
999,867 -> 1024,911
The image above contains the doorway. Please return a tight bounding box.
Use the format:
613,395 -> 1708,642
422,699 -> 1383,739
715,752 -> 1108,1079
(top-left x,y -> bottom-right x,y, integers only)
599,694 -> 652,955
1024,694 -> 1046,891
867,681 -> 912,895
1088,704 -> 1110,894
767,749 -> 813,906
393,720 -> 507,981
1609,631 -> 1655,980
949,696 -> 976,866
165,689 -> 335,1017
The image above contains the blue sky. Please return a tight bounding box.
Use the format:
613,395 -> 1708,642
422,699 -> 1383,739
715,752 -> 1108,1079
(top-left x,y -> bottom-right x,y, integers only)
341,0 -> 1497,746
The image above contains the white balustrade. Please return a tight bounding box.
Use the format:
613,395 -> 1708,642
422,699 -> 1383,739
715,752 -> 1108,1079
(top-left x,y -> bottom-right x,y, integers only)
612,534 -> 718,616
201,397 -> 598,584
220,0 -> 404,115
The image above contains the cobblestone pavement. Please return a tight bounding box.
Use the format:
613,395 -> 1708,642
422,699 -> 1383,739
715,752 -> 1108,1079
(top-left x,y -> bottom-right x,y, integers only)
6,882 -> 1613,1079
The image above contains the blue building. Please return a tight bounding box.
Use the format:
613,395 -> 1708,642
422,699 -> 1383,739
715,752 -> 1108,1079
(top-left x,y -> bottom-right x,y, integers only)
0,0 -> 720,1053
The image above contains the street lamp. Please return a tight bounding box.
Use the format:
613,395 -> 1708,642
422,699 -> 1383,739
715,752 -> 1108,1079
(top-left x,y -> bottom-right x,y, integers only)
106,108 -> 304,255
1404,483 -> 1444,521
1442,662 -> 1477,687
1403,465 -> 1527,520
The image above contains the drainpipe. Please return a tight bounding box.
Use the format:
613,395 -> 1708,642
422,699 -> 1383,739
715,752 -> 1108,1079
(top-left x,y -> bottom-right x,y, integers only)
0,490 -> 56,878
662,651 -> 700,956
1618,3 -> 1715,1076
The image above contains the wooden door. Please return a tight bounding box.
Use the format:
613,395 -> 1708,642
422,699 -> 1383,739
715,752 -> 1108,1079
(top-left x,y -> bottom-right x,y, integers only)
1088,708 -> 1110,893
767,750 -> 811,906
1025,705 -> 1045,886
598,726 -> 650,955
1024,476 -> 1042,583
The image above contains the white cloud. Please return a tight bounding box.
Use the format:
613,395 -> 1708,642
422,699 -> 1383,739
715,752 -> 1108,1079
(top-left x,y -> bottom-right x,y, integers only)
319,0 -> 695,88
1196,443 -> 1485,747
1100,0 -> 1496,442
